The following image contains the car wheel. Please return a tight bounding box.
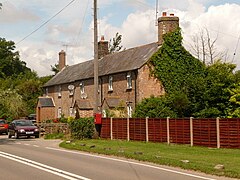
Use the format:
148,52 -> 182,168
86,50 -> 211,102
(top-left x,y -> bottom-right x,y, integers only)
8,132 -> 12,139
14,132 -> 19,139
35,135 -> 39,138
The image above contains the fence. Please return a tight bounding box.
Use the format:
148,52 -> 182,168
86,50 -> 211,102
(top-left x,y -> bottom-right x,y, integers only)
100,117 -> 240,149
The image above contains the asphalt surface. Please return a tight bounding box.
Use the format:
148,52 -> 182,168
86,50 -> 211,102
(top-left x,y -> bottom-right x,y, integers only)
0,135 -> 236,180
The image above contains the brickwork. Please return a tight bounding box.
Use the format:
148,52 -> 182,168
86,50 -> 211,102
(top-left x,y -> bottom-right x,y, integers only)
44,67 -> 164,119
137,64 -> 165,101
158,15 -> 179,45
36,106 -> 55,123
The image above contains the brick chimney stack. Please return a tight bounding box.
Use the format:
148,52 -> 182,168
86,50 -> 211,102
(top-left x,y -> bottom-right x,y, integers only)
98,36 -> 109,59
59,50 -> 66,71
158,12 -> 179,45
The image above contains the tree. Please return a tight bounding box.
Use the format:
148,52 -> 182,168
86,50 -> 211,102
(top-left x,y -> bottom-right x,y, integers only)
109,32 -> 124,53
189,28 -> 226,65
0,38 -> 31,78
0,89 -> 26,120
51,63 -> 59,75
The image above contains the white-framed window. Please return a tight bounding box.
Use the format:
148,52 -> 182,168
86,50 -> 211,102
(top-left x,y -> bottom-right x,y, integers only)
80,82 -> 85,94
127,104 -> 132,118
108,76 -> 113,91
58,85 -> 62,97
45,88 -> 49,96
57,107 -> 62,118
127,72 -> 132,89
69,107 -> 74,116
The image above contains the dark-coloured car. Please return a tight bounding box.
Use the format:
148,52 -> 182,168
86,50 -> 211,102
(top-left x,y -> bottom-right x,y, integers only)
8,119 -> 39,139
0,119 -> 8,135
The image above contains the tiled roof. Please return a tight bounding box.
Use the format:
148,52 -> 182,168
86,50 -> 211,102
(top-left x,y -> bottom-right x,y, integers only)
43,42 -> 159,87
74,99 -> 93,110
38,97 -> 55,107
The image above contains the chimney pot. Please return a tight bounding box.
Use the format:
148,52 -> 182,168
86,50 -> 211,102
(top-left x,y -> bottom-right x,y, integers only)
101,35 -> 105,41
162,12 -> 167,16
170,13 -> 174,16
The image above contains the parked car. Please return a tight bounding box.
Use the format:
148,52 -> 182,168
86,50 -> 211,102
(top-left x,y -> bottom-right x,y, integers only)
28,114 -> 37,125
8,119 -> 39,139
0,119 -> 8,135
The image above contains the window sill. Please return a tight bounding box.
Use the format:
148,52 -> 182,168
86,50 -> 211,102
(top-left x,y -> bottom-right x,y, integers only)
108,89 -> 113,93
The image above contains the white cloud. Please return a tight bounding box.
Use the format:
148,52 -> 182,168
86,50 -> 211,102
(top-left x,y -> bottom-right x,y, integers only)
3,1 -> 240,77
0,1 -> 39,23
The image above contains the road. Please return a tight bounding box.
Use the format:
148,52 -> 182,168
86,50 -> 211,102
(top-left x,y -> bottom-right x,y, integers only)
0,135 -> 235,180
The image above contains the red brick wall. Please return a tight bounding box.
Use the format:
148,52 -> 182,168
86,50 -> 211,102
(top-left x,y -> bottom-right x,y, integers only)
36,106 -> 55,123
137,64 -> 165,101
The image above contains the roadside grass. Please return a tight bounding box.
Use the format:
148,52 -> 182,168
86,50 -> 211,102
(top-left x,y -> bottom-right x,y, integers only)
44,133 -> 65,140
60,139 -> 240,179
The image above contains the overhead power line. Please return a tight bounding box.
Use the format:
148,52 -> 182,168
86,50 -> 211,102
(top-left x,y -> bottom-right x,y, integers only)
16,0 -> 76,45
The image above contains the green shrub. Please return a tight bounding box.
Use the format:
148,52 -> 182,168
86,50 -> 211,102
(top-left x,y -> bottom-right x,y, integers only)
69,117 -> 94,139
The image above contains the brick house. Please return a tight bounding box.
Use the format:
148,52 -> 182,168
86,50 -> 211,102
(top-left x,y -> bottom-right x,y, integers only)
37,12 -> 179,122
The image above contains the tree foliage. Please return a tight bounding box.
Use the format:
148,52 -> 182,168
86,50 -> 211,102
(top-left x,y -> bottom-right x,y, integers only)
0,38 -> 50,119
109,32 -> 123,53
0,38 -> 31,78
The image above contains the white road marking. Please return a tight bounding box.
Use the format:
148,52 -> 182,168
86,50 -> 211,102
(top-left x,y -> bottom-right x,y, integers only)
24,144 -> 30,146
33,145 -> 39,147
15,142 -> 21,144
0,151 -> 91,180
47,147 -> 216,180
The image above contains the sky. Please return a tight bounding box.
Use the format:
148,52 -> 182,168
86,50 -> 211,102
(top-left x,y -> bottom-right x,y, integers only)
0,0 -> 240,76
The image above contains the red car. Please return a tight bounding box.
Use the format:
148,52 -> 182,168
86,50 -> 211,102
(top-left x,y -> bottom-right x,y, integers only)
8,119 -> 39,139
0,119 -> 8,135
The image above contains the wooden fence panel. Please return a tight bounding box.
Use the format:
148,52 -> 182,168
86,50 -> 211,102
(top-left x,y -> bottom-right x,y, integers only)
148,118 -> 167,142
220,118 -> 240,148
193,118 -> 217,147
129,118 -> 146,141
169,118 -> 190,144
101,118 -> 111,139
112,118 -> 127,140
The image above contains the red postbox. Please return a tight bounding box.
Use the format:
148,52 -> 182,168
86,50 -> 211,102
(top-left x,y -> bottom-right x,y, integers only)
94,113 -> 102,124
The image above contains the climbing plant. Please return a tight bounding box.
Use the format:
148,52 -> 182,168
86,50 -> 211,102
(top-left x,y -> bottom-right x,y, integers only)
148,28 -> 206,117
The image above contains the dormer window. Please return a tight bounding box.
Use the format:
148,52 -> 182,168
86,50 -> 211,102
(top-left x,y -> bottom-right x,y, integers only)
127,72 -> 132,89
108,76 -> 113,91
58,85 -> 62,97
80,82 -> 85,94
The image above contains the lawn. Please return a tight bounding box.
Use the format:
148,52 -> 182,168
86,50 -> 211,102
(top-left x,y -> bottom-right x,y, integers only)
60,139 -> 240,179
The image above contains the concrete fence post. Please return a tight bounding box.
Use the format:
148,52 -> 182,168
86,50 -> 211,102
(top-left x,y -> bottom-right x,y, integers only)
216,117 -> 220,148
127,117 -> 130,141
167,117 -> 170,145
190,117 -> 193,147
146,117 -> 149,142
110,117 -> 113,140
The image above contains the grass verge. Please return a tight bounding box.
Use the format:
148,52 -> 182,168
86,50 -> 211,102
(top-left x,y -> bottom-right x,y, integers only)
44,133 -> 65,139
60,139 -> 240,179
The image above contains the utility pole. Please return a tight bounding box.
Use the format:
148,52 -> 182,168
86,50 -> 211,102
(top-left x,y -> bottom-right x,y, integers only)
93,0 -> 99,115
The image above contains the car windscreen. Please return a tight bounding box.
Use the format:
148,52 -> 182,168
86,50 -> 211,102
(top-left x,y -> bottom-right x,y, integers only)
15,121 -> 33,126
0,120 -> 6,124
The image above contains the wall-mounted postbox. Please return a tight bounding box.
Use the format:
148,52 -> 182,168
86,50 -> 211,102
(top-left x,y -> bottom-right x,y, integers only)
94,113 -> 102,124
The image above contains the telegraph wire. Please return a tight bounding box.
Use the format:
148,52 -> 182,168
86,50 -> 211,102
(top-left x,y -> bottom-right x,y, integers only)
16,0 -> 76,45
